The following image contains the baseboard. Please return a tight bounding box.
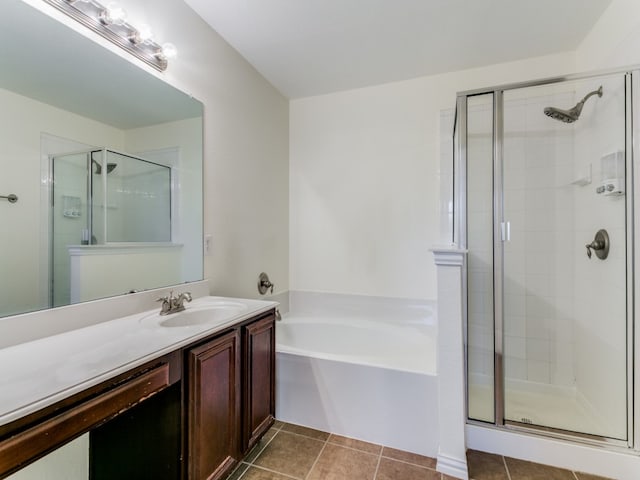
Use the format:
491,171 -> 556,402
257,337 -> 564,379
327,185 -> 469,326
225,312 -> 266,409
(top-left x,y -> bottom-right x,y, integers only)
436,452 -> 468,480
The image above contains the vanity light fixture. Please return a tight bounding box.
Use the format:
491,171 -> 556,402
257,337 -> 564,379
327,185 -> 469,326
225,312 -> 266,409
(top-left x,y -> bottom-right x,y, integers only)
42,0 -> 176,71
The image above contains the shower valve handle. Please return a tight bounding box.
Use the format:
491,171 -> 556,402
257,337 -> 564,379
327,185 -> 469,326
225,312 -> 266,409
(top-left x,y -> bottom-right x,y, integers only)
585,229 -> 609,260
585,241 -> 602,259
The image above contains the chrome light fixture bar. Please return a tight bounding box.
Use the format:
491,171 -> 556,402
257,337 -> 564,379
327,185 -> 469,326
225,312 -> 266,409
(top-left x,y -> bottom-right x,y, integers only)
42,0 -> 176,71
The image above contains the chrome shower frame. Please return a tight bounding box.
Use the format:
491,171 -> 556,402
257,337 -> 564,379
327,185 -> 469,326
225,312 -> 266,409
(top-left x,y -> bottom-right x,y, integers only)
454,66 -> 638,452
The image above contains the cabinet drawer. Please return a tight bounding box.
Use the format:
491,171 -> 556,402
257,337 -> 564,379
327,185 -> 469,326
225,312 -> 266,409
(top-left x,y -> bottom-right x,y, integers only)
0,364 -> 169,478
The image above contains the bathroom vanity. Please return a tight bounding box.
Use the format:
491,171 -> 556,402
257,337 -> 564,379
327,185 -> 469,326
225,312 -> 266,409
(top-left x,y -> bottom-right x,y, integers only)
0,296 -> 276,480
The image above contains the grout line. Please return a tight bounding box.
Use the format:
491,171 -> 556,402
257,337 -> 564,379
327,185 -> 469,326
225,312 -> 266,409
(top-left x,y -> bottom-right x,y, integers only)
372,448 -> 383,480
304,436 -> 329,480
279,429 -> 329,444
378,455 -> 438,472
502,456 -> 513,480
247,464 -> 302,480
325,439 -> 382,457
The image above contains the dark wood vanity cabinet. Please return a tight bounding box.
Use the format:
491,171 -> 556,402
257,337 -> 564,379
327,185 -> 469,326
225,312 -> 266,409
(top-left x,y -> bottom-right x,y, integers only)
1,309 -> 276,480
186,329 -> 241,480
242,313 -> 276,453
184,311 -> 276,480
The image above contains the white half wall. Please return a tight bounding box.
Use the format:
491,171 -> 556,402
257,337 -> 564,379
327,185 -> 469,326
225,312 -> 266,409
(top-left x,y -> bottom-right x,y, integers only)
290,52 -> 575,300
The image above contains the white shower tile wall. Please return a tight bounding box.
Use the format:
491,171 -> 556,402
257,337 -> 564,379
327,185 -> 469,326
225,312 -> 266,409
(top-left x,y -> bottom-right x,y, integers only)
502,90 -> 576,387
571,75 -> 627,439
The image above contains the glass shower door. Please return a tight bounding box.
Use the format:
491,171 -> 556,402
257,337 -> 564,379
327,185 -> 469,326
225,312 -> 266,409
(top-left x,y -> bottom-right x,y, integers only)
51,151 -> 90,307
501,74 -> 628,439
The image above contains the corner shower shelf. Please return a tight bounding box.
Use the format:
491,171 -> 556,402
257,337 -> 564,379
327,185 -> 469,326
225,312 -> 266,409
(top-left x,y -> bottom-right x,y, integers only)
570,165 -> 592,187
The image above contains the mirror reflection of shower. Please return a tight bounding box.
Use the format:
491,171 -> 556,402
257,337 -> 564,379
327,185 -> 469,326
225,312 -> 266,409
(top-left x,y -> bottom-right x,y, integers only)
92,158 -> 117,175
50,148 -> 173,307
543,85 -> 603,123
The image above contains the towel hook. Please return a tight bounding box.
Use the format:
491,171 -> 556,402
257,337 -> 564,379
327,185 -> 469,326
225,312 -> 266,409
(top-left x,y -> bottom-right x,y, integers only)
0,194 -> 18,204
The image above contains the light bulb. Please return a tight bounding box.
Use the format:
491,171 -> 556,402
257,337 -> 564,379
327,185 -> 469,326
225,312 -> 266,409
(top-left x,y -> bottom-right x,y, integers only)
100,2 -> 127,25
137,24 -> 153,43
129,24 -> 153,45
160,42 -> 177,60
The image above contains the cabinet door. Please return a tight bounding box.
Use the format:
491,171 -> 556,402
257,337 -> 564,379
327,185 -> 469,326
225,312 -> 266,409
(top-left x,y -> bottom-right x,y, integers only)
187,330 -> 240,480
243,314 -> 276,452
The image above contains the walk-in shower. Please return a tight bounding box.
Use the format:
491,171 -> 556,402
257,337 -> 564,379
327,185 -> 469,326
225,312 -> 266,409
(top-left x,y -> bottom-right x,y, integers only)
455,71 -> 635,448
50,148 -> 172,307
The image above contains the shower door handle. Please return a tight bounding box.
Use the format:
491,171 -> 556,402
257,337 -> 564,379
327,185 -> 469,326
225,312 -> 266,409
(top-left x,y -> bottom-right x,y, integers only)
501,221 -> 511,242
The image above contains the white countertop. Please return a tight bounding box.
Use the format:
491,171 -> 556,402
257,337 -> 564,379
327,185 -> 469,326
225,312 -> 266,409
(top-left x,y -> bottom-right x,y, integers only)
0,296 -> 277,428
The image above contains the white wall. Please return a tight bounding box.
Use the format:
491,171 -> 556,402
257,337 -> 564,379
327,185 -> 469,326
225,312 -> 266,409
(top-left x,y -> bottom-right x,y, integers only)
125,117 -> 204,281
114,0 -> 290,299
576,0 -> 640,72
290,52 -> 575,300
0,87 -> 124,316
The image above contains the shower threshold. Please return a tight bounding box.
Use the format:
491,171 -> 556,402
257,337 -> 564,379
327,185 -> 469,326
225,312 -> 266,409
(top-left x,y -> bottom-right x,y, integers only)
468,379 -> 625,444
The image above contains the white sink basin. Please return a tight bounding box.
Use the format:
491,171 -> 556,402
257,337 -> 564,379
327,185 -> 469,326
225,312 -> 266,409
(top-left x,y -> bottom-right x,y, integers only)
140,301 -> 249,328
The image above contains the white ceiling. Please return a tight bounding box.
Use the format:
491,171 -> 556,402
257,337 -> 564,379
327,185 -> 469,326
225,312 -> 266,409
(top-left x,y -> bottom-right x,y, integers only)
184,0 -> 612,99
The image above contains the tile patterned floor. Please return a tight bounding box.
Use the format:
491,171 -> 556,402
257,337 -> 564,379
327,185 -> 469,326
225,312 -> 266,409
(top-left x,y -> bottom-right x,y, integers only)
226,421 -> 616,480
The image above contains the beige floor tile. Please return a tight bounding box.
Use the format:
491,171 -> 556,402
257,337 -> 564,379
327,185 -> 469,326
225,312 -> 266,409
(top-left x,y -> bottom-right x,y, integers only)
381,446 -> 437,469
467,450 -> 509,480
253,431 -> 324,478
307,443 -> 378,480
505,457 -> 575,480
280,423 -> 330,441
328,434 -> 382,455
375,457 -> 440,480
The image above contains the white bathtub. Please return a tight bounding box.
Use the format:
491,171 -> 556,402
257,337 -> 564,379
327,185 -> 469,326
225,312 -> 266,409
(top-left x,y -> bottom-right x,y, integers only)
275,292 -> 439,456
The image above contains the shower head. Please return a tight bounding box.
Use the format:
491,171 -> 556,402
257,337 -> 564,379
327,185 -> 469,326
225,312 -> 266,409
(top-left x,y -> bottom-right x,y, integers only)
91,159 -> 117,175
544,86 -> 603,123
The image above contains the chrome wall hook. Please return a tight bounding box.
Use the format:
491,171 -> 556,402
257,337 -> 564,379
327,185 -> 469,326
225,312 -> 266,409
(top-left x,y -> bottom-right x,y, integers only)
0,194 -> 18,204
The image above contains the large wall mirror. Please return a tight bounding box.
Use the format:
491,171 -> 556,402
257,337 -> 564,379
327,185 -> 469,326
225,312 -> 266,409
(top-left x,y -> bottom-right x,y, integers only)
0,0 -> 204,318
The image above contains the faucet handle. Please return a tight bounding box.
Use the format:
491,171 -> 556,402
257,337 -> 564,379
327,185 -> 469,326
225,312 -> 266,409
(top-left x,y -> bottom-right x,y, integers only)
156,295 -> 171,314
171,291 -> 192,312
258,272 -> 274,295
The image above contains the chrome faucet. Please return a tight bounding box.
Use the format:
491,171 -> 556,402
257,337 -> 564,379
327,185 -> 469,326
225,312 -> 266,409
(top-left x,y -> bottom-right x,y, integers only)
157,291 -> 192,315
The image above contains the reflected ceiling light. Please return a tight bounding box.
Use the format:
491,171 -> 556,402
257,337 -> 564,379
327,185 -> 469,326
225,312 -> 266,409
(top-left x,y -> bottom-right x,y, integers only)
132,23 -> 153,44
99,2 -> 127,26
43,0 -> 176,71
158,42 -> 177,60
